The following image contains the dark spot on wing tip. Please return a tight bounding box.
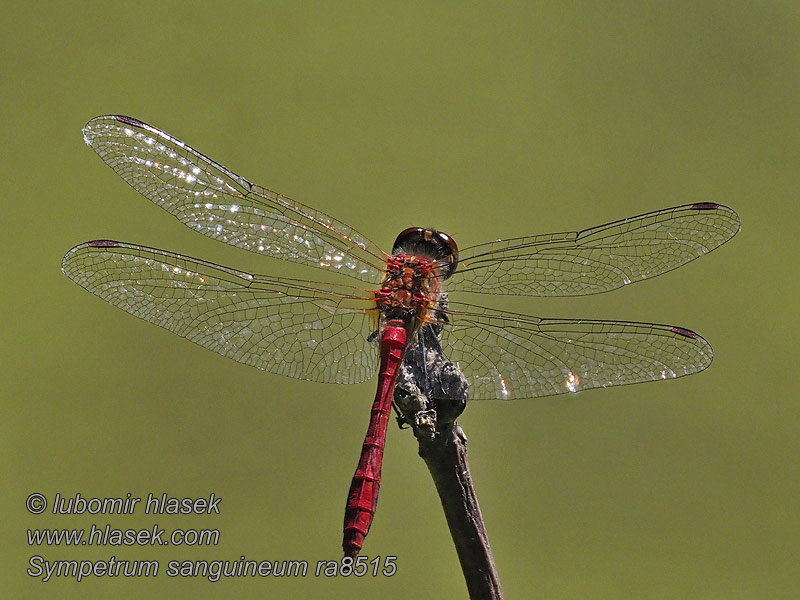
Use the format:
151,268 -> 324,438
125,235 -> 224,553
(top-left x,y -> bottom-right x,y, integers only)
115,115 -> 143,127
690,202 -> 720,210
670,326 -> 699,339
88,240 -> 119,248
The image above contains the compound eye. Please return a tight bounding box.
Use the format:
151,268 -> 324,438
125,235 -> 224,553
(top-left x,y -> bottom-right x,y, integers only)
433,231 -> 459,278
392,227 -> 425,254
392,228 -> 425,255
434,231 -> 458,260
391,228 -> 459,278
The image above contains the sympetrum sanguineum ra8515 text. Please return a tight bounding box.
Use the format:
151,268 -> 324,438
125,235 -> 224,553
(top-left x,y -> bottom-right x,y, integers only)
62,115 -> 740,557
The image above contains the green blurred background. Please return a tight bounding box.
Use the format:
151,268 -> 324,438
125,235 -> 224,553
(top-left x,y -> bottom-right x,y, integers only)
3,2 -> 798,598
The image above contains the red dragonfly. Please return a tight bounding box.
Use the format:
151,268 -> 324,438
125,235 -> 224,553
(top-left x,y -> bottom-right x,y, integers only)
63,115 -> 740,557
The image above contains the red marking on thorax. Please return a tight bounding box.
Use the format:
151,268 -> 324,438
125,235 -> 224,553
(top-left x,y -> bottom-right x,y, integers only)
374,254 -> 440,322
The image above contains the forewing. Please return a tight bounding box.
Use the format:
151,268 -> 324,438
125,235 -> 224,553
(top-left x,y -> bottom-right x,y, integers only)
442,302 -> 713,400
451,203 -> 740,296
62,241 -> 379,384
83,115 -> 387,283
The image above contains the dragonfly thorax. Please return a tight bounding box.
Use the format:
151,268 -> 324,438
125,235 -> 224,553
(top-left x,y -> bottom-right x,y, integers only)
375,254 -> 442,325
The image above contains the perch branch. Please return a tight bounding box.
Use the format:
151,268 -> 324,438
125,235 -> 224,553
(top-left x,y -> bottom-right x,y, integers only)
394,305 -> 504,600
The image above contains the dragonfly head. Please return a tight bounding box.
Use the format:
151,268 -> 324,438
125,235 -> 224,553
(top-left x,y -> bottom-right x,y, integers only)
392,227 -> 459,279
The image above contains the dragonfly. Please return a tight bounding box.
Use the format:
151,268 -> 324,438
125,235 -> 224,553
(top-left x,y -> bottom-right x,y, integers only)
62,115 -> 740,557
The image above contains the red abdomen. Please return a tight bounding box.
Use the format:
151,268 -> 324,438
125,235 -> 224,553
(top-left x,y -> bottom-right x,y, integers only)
342,320 -> 408,557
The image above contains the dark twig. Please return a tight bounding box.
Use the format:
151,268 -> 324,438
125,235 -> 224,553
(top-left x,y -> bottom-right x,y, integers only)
393,299 -> 504,600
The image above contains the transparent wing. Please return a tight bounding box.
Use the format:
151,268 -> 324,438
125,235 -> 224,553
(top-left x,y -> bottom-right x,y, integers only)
83,115 -> 388,283
62,241 -> 380,384
441,302 -> 713,400
450,203 -> 740,296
